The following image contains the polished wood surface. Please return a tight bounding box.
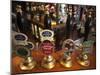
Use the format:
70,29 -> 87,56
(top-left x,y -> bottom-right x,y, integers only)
12,47 -> 96,74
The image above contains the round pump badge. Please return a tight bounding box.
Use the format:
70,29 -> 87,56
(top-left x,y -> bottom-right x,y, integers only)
14,33 -> 28,41
40,40 -> 54,55
40,29 -> 54,42
13,32 -> 28,45
15,45 -> 30,58
25,42 -> 35,50
62,39 -> 74,49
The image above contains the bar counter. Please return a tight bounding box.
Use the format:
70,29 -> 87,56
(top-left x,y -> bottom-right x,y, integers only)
12,46 -> 96,74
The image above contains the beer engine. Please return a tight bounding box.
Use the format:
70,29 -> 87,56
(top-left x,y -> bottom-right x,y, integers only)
60,39 -> 74,68
40,30 -> 55,69
15,43 -> 36,70
77,41 -> 92,67
13,32 -> 36,70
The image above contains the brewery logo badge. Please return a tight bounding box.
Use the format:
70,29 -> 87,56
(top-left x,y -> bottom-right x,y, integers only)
40,29 -> 54,42
13,32 -> 28,45
40,40 -> 54,55
25,42 -> 35,50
